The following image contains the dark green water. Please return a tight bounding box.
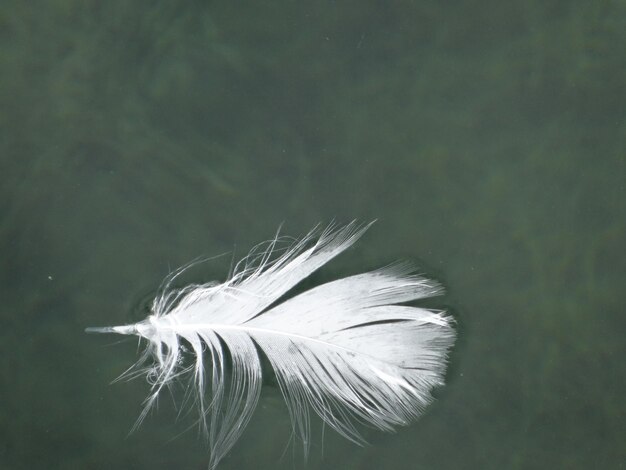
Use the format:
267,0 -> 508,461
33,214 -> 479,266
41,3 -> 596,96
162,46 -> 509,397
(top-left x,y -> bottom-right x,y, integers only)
1,2 -> 624,469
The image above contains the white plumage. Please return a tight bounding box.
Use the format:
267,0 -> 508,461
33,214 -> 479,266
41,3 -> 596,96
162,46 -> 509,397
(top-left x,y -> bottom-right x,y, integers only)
87,222 -> 455,468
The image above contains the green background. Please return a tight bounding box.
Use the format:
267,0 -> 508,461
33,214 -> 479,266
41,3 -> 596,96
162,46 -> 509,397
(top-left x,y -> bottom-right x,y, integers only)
1,1 -> 624,469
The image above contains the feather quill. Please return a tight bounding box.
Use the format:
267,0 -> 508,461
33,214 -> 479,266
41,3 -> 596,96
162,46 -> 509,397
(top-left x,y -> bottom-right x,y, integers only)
87,222 -> 455,468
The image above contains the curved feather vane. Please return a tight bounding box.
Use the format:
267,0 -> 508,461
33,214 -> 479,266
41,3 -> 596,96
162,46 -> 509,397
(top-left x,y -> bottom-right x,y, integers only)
87,222 -> 455,469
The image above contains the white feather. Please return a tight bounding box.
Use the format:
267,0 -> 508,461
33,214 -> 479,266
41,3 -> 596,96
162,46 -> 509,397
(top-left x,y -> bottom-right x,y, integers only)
87,222 -> 455,468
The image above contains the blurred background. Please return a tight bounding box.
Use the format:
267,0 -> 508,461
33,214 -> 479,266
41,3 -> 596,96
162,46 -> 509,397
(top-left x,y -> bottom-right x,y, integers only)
1,1 -> 624,469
